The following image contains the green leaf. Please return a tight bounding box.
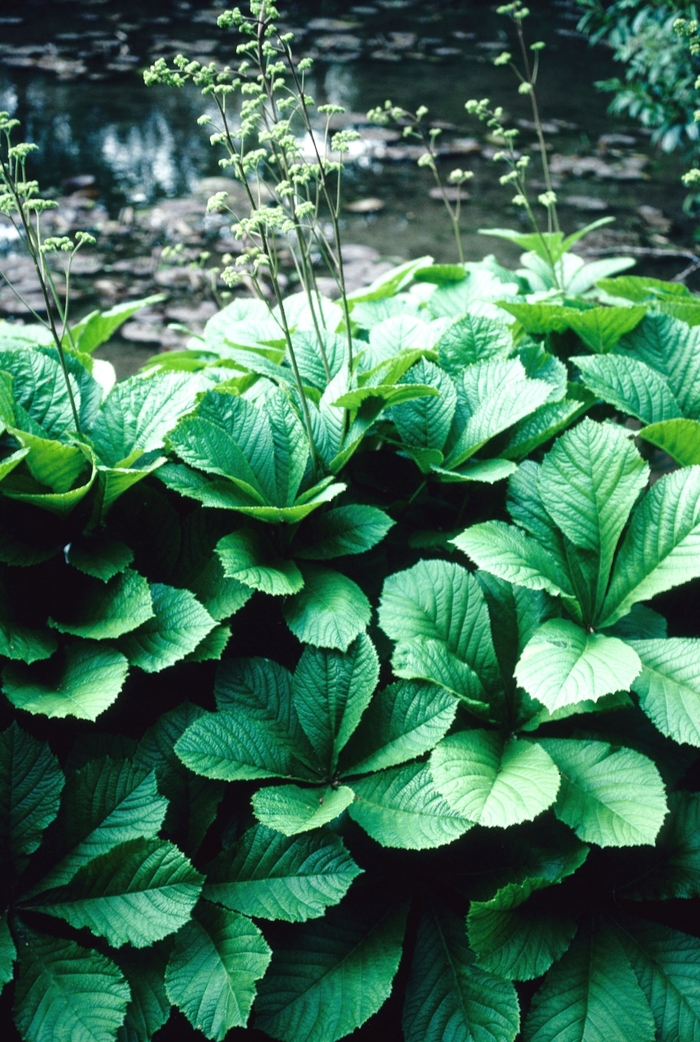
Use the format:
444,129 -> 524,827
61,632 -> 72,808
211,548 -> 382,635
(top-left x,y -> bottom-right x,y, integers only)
0,445 -> 29,483
497,301 -> 576,336
379,559 -> 500,696
90,370 -> 207,467
566,305 -> 647,353
254,900 -> 407,1042
597,275 -> 690,304
252,784 -> 355,836
468,877 -> 577,981
348,254 -> 433,302
0,350 -> 79,438
637,418 -> 700,466
452,521 -> 575,601
292,634 -> 379,772
119,583 -> 216,673
28,757 -> 168,893
185,623 -> 231,662
70,295 -> 165,353
189,555 -> 253,621
444,358 -> 553,468
48,570 -> 153,641
390,637 -> 490,711
13,923 -> 131,1042
3,642 -> 129,720
515,619 -> 642,713
340,680 -> 457,776
430,731 -> 560,828
500,392 -> 593,463
116,948 -> 170,1042
523,921 -> 655,1042
67,534 -> 134,582
404,900 -> 520,1042
613,917 -> 700,1042
600,467 -> 700,627
0,723 -> 64,871
0,911 -> 16,991
348,762 -> 473,849
216,529 -> 304,596
539,738 -> 667,847
618,314 -> 700,419
436,313 -> 513,375
134,704 -> 225,855
624,792 -> 700,901
537,420 -> 648,616
205,824 -> 362,922
282,566 -> 371,651
292,504 -> 394,560
176,660 -> 317,783
432,457 -> 518,485
392,359 -> 456,452
573,355 -> 681,425
0,571 -> 56,662
165,900 -> 270,1040
31,837 -> 203,948
629,638 -> 700,746
168,387 -> 307,506
334,383 -> 439,412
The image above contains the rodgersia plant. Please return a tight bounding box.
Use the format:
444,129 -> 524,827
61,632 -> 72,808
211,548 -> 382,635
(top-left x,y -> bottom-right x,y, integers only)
1,3 -> 700,1042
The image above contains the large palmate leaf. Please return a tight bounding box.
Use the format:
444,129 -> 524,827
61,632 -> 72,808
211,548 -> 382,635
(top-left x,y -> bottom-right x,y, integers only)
13,923 -> 131,1042
204,824 -> 362,922
618,313 -> 700,419
292,634 -> 379,772
392,358 -> 457,453
292,504 -> 394,560
436,312 -> 513,374
636,418 -> 700,466
443,357 -> 553,469
67,533 -> 134,583
70,295 -> 165,354
0,350 -> 79,438
1,912 -> 16,990
90,370 -> 207,466
379,559 -> 500,700
625,792 -> 700,901
536,420 -> 648,616
629,638 -> 700,746
29,757 -> 168,893
252,784 -> 355,836
134,704 -> 225,856
612,917 -> 700,1042
31,837 -> 203,947
2,642 -> 129,720
168,387 -> 307,506
403,900 -> 520,1042
340,680 -> 456,776
254,900 -> 407,1042
176,659 -> 318,783
452,522 -> 575,602
48,570 -> 154,641
119,583 -> 216,673
539,739 -> 667,847
216,529 -> 304,595
523,921 -> 655,1042
348,762 -> 473,849
165,900 -> 271,1040
467,877 -> 577,981
0,723 -> 64,872
115,947 -> 170,1042
282,566 -> 371,651
565,305 -> 647,353
600,466 -> 700,627
430,730 -> 560,828
573,355 -> 681,425
515,620 -> 642,713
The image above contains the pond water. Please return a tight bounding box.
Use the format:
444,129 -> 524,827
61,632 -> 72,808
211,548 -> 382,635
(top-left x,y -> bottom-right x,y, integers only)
0,0 -> 695,373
